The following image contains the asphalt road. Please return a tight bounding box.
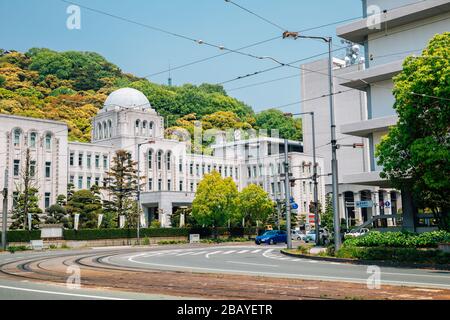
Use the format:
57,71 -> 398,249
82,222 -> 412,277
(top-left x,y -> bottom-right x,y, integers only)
0,244 -> 449,300
106,245 -> 450,289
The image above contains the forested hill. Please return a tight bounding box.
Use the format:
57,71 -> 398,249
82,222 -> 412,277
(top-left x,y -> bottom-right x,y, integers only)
0,48 -> 302,142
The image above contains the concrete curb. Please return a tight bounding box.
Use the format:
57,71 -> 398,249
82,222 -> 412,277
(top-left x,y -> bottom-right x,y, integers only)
280,249 -> 450,271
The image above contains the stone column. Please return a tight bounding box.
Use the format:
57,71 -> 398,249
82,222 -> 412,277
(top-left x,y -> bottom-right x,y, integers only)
159,201 -> 173,228
354,192 -> 362,225
385,191 -> 394,226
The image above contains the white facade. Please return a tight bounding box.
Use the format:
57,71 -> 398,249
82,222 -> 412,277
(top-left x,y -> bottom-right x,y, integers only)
335,0 -> 450,230
1,88 -> 326,228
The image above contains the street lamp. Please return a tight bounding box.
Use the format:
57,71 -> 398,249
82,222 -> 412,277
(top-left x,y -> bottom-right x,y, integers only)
137,139 -> 156,245
283,31 -> 342,249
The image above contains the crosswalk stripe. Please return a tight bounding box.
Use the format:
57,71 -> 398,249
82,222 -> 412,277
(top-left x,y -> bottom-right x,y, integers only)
237,250 -> 249,254
251,249 -> 262,253
175,252 -> 196,256
190,251 -> 208,256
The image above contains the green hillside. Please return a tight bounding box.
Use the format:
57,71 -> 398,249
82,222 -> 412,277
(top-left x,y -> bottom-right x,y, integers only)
0,48 -> 301,143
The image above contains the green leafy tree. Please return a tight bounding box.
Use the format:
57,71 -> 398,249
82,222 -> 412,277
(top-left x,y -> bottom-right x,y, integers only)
66,188 -> 102,229
376,33 -> 450,231
171,207 -> 197,228
44,204 -> 69,227
236,184 -> 273,231
102,150 -> 140,227
320,194 -> 334,231
192,171 -> 238,237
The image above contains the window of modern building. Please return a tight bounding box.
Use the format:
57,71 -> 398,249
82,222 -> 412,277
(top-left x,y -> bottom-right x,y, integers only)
30,160 -> 36,177
95,177 -> 100,186
70,152 -> 74,166
179,180 -> 183,191
45,133 -> 51,150
95,155 -> 100,168
78,152 -> 83,167
13,159 -> 20,177
13,129 -> 21,147
167,179 -> 171,191
103,155 -> 108,169
189,163 -> 194,175
148,178 -> 153,190
29,132 -> 37,148
148,150 -> 153,169
87,154 -> 92,168
12,192 -> 19,208
78,176 -> 83,189
45,192 -> 51,209
87,176 -> 92,189
158,179 -> 162,191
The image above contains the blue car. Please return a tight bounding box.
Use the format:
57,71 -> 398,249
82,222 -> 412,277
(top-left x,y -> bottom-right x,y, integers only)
255,230 -> 287,245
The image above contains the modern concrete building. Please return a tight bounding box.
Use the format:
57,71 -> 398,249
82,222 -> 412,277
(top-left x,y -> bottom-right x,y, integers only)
0,88 -> 325,228
335,0 -> 450,231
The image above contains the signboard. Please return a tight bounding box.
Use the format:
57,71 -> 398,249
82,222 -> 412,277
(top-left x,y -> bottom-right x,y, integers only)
291,203 -> 299,210
356,200 -> 373,208
119,215 -> 125,228
189,234 -> 200,244
384,201 -> 391,208
74,214 -> 80,230
97,214 -> 103,228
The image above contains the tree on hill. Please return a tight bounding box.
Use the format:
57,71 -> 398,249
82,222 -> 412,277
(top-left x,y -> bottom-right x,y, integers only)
255,109 -> 302,141
376,32 -> 450,231
192,171 -> 238,237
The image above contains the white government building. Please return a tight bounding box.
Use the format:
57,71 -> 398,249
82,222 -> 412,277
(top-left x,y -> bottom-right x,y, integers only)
0,88 -> 325,228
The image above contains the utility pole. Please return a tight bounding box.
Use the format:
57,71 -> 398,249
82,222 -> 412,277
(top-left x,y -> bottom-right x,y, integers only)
283,139 -> 292,249
1,169 -> 8,250
282,32 -> 341,250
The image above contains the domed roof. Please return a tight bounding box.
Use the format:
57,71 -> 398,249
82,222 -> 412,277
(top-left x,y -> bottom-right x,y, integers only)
103,88 -> 152,111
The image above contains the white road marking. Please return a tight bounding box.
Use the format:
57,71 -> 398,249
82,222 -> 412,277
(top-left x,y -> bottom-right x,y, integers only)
0,284 -> 127,300
226,261 -> 279,267
190,251 -> 208,256
251,249 -> 262,253
205,251 -> 222,259
237,250 -> 249,254
175,252 -> 196,256
222,250 -> 236,255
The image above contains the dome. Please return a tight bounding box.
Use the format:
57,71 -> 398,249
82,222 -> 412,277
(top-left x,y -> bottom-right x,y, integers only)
103,88 -> 152,111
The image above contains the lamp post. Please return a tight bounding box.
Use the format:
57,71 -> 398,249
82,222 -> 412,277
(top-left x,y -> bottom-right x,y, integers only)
137,140 -> 155,245
283,32 -> 342,249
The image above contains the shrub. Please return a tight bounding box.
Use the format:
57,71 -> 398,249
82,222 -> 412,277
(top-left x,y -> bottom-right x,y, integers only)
63,228 -> 190,240
343,231 -> 450,248
150,220 -> 161,228
336,246 -> 450,264
7,245 -> 30,253
158,240 -> 188,245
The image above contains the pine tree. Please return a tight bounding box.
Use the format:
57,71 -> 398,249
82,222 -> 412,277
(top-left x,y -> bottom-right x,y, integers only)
102,150 -> 140,228
10,148 -> 41,230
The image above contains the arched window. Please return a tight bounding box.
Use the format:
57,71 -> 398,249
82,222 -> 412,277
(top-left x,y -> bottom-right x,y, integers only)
157,151 -> 163,170
29,132 -> 37,148
149,122 -> 154,137
98,123 -> 103,140
148,149 -> 153,169
13,129 -> 21,147
166,152 -> 171,170
108,120 -> 112,138
45,133 -> 52,150
142,121 -> 147,136
135,120 -> 141,135
103,121 -> 108,139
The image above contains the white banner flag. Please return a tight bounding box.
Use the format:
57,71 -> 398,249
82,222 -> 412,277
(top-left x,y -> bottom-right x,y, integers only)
180,213 -> 185,228
140,213 -> 146,228
119,215 -> 125,229
98,214 -> 103,228
74,214 -> 79,230
27,213 -> 32,231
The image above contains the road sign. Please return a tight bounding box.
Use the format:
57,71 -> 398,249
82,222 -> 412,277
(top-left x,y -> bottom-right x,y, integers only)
289,196 -> 295,203
356,200 -> 373,208
291,203 -> 298,210
384,201 -> 391,208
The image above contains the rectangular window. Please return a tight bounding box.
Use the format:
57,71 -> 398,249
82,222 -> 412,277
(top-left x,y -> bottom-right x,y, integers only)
207,165 -> 211,173
87,154 -> 92,168
103,155 -> 108,169
148,178 -> 153,190
70,175 -> 74,185
13,160 -> 20,177
158,179 -> 162,191
179,180 -> 183,191
78,176 -> 83,189
69,152 -> 74,166
189,163 -> 193,175
271,183 -> 275,195
95,177 -> 100,186
45,135 -> 51,150
95,155 -> 100,168
179,158 -> 183,172
44,192 -> 51,209
167,179 -> 171,191
202,164 -> 205,175
30,133 -> 36,148
45,162 -> 51,178
253,166 -> 257,177
196,164 -> 200,176
78,153 -> 83,167
87,176 -> 92,189
218,166 -> 222,175
30,160 -> 36,177
235,168 -> 238,179
190,182 -> 194,192
247,166 -> 251,178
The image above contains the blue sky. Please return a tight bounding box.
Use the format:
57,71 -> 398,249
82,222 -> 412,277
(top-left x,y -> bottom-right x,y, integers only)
0,0 -> 362,113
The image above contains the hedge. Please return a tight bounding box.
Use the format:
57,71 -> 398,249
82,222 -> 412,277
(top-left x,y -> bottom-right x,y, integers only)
0,230 -> 41,243
63,227 -> 258,241
343,230 -> 450,248
336,246 -> 450,264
